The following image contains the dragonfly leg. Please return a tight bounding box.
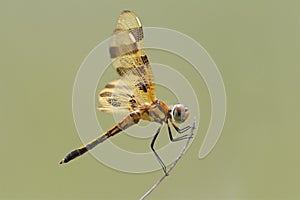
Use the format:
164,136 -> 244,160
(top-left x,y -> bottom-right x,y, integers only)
151,125 -> 168,176
171,121 -> 191,133
168,121 -> 193,142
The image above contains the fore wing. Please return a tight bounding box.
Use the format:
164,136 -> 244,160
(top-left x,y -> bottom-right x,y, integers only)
109,10 -> 156,104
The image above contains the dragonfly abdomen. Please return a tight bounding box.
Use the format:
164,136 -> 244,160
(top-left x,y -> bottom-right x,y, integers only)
59,147 -> 88,164
59,124 -> 121,164
59,111 -> 141,164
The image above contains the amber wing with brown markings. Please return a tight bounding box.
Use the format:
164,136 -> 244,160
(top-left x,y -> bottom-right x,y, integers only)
98,11 -> 156,114
97,79 -> 142,113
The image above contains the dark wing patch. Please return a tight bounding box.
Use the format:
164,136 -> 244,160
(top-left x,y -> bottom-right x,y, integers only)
109,11 -> 156,104
97,79 -> 141,114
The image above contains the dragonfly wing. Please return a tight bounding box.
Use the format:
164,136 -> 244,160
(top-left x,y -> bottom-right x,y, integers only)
109,10 -> 156,104
97,79 -> 142,114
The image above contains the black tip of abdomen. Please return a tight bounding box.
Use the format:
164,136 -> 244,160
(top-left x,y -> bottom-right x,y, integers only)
59,147 -> 88,165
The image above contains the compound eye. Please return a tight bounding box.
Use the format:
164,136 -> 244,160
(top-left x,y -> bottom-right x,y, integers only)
172,104 -> 189,123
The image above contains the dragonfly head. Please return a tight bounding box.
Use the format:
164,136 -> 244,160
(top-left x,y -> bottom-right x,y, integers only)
171,104 -> 189,124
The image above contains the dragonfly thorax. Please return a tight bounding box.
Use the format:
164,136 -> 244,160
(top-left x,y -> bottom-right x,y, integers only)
171,104 -> 190,124
139,100 -> 168,123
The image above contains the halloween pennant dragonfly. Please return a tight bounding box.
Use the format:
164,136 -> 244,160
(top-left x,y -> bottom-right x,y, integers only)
59,10 -> 191,175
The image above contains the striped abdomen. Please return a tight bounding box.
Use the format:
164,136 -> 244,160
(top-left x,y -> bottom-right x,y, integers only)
59,111 -> 141,164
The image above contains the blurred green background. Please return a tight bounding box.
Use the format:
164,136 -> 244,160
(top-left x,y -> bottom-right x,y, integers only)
1,1 -> 300,199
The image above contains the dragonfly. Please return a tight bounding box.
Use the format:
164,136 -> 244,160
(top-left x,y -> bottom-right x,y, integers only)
59,10 -> 191,175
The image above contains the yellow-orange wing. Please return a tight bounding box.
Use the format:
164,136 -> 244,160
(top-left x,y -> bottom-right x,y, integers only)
98,11 -> 156,114
97,79 -> 140,114
109,10 -> 156,104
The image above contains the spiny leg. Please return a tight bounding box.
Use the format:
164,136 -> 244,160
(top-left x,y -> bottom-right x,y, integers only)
167,121 -> 193,142
150,125 -> 168,176
171,121 -> 191,133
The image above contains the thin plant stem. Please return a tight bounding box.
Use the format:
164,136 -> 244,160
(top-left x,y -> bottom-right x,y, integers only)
140,118 -> 196,200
